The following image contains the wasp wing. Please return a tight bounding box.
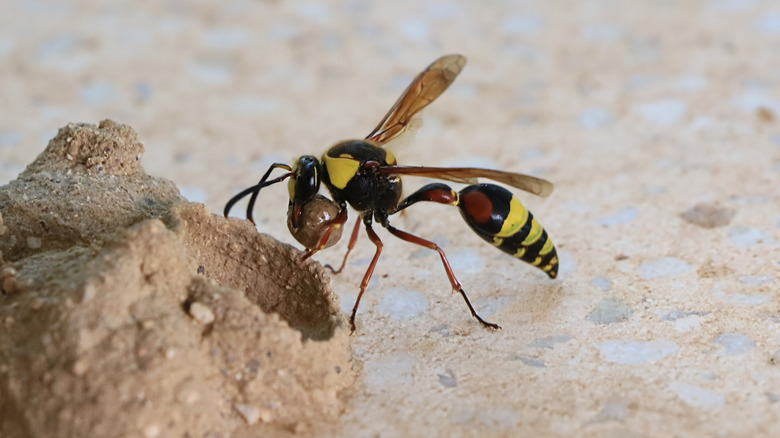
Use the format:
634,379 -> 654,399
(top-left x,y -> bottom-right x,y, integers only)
366,54 -> 466,145
377,165 -> 555,197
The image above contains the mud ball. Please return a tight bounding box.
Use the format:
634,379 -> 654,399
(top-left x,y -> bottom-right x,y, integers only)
287,195 -> 344,250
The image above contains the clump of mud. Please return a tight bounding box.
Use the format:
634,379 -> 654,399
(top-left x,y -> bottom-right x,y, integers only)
0,120 -> 355,438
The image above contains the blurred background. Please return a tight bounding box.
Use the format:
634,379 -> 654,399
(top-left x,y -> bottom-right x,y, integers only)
2,0 -> 780,436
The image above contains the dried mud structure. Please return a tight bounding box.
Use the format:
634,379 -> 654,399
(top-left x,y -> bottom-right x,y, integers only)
0,120 -> 355,438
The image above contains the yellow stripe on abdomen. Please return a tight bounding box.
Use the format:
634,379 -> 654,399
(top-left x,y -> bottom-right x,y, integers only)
496,197 -> 528,238
539,237 -> 554,255
521,218 -> 543,246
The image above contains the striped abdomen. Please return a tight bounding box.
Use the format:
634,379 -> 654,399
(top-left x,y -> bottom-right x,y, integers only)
457,184 -> 558,278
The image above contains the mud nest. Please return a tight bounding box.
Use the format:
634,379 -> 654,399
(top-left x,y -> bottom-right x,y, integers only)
0,120 -> 355,438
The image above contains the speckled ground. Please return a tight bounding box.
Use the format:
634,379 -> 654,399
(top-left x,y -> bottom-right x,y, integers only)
2,0 -> 779,436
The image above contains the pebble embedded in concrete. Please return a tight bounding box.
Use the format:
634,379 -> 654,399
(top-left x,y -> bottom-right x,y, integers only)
438,370 -> 457,388
579,107 -> 614,129
728,226 -> 773,249
737,275 -> 772,286
597,206 -> 638,227
512,354 -> 546,368
529,334 -> 574,349
364,352 -> 416,386
669,383 -> 724,409
376,287 -> 429,320
638,257 -> 692,280
586,298 -> 634,324
712,333 -> 755,356
596,340 -> 680,364
589,276 -> 612,292
447,248 -> 484,274
637,99 -> 688,126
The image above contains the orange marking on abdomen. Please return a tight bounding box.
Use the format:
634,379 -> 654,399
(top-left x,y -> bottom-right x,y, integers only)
460,190 -> 493,224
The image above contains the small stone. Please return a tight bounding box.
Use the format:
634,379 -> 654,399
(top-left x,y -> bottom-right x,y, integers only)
177,388 -> 200,405
72,359 -> 89,376
770,349 -> 780,365
438,370 -> 458,387
259,409 -> 273,423
81,284 -> 96,303
26,236 -> 42,249
143,424 -> 160,438
234,403 -> 261,425
188,302 -> 215,324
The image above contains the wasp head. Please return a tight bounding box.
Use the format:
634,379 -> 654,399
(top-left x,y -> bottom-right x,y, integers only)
288,155 -> 322,228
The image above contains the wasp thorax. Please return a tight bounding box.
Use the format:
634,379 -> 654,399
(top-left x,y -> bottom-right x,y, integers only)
287,194 -> 343,250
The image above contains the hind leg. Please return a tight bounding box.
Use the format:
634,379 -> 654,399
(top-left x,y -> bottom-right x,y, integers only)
384,223 -> 500,330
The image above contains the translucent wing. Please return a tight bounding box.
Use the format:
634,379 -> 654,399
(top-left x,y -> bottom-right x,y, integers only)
366,54 -> 466,145
377,165 -> 555,197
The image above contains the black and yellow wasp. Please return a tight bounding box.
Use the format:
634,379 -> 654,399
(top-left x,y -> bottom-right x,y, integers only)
225,54 -> 558,332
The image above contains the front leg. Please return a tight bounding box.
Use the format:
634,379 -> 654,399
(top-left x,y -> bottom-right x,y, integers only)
299,206 -> 348,261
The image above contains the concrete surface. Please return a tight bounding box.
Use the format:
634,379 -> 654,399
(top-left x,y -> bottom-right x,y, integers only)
1,0 -> 779,436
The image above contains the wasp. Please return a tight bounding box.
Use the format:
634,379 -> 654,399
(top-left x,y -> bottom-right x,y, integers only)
225,54 -> 558,332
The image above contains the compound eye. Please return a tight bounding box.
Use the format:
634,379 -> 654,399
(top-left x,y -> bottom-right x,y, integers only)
288,156 -> 321,203
288,156 -> 322,229
295,161 -> 320,201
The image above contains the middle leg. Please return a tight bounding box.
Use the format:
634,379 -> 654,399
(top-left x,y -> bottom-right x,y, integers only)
347,217 -> 384,332
325,218 -> 362,274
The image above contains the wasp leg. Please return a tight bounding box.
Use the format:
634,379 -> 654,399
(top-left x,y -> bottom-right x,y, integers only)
325,219 -> 362,274
384,224 -> 501,330
301,207 -> 348,262
348,217 -> 384,333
